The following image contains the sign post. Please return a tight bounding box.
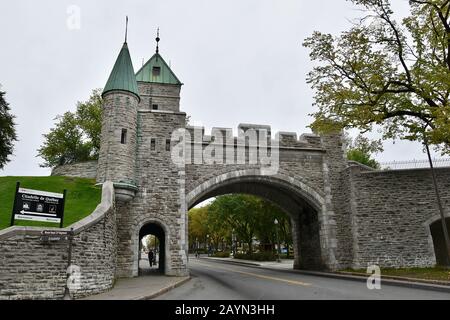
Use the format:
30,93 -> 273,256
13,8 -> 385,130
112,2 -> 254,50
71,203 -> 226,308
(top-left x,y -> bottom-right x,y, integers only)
10,182 -> 20,227
59,189 -> 67,228
63,227 -> 75,300
10,184 -> 67,227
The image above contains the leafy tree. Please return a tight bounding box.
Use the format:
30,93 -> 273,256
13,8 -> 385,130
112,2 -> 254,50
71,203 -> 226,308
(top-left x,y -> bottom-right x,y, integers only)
345,134 -> 384,168
206,204 -> 232,252
207,194 -> 292,254
209,194 -> 260,253
303,0 -> 450,154
38,89 -> 102,167
188,206 -> 210,249
253,199 -> 292,253
188,195 -> 293,255
38,112 -> 92,167
75,88 -> 102,157
0,89 -> 17,169
145,235 -> 159,252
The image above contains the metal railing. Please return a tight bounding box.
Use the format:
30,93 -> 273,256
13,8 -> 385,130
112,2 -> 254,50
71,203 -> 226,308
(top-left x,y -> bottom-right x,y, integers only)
379,158 -> 450,170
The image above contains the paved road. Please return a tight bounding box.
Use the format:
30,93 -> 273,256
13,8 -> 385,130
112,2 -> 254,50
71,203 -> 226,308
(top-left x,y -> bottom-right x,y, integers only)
156,258 -> 450,300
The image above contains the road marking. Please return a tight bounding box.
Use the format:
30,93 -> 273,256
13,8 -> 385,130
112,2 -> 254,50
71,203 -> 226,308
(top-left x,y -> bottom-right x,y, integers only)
194,261 -> 312,287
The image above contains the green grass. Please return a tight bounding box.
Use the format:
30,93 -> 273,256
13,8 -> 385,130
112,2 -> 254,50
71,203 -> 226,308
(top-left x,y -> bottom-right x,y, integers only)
0,176 -> 102,230
342,267 -> 450,281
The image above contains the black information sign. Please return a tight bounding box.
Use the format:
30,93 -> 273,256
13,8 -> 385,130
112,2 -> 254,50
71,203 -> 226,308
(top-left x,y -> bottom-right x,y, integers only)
10,182 -> 67,228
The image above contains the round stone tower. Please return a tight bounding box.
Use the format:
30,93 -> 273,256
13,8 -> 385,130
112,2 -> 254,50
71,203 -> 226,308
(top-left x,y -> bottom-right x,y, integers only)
97,41 -> 140,201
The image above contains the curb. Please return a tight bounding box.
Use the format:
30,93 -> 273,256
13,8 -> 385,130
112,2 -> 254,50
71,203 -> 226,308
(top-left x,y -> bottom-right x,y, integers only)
199,257 -> 259,267
134,276 -> 191,300
200,258 -> 450,294
283,269 -> 450,293
338,271 -> 450,287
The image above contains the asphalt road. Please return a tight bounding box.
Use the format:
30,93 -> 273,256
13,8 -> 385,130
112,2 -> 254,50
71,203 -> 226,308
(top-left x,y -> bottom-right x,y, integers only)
156,258 -> 450,300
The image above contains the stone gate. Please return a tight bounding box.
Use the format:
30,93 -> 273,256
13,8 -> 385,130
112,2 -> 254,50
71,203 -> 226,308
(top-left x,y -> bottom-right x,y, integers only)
1,36 -> 450,299
94,37 -> 450,277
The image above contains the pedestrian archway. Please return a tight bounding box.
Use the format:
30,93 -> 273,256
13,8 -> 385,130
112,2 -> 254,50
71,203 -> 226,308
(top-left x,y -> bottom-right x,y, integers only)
139,222 -> 166,274
429,217 -> 450,266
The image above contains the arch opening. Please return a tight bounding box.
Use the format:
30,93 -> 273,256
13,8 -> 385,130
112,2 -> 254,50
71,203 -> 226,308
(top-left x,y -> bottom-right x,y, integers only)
187,175 -> 326,270
430,217 -> 450,266
138,223 -> 166,274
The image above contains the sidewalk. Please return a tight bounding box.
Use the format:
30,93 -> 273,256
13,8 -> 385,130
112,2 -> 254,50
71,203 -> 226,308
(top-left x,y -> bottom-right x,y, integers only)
82,263 -> 190,300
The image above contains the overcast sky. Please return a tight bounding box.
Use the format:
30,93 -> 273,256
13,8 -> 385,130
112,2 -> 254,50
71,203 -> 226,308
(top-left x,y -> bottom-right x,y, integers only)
0,0 -> 440,177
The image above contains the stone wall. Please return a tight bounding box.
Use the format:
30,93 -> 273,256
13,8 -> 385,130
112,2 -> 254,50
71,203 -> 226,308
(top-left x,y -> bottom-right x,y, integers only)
51,161 -> 98,179
348,165 -> 450,268
0,182 -> 116,300
137,82 -> 181,112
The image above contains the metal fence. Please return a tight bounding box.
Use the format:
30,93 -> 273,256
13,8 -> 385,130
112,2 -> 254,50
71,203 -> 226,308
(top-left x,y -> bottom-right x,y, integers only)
379,158 -> 450,170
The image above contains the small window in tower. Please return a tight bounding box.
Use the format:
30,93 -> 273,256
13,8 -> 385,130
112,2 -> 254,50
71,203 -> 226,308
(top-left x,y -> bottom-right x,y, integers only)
151,138 -> 156,151
152,104 -> 159,110
152,67 -> 161,76
121,129 -> 127,144
166,139 -> 171,151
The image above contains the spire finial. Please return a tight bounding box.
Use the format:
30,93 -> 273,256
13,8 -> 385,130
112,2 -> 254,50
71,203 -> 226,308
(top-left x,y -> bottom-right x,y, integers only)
156,27 -> 160,53
125,16 -> 128,43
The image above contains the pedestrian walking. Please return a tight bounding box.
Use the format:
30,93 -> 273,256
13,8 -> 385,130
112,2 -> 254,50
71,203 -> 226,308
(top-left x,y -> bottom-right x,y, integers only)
148,250 -> 154,267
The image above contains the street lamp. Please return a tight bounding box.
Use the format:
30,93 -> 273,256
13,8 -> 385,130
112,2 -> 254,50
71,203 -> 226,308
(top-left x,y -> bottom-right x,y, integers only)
195,237 -> 199,258
231,229 -> 236,258
274,219 -> 281,263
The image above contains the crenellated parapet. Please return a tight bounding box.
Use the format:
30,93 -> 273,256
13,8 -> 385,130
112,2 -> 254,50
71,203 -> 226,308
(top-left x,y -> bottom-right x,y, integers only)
184,123 -> 323,150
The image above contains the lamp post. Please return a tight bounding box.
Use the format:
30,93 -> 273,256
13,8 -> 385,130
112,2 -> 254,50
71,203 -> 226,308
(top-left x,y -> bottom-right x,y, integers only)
195,237 -> 199,258
231,229 -> 236,258
274,219 -> 281,263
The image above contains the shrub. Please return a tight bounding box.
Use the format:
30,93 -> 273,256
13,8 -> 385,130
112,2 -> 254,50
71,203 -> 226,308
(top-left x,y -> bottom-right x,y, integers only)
212,251 -> 230,258
234,252 -> 276,261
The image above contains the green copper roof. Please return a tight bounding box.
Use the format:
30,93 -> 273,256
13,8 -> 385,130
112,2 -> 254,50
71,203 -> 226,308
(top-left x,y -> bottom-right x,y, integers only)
103,43 -> 140,99
135,53 -> 182,85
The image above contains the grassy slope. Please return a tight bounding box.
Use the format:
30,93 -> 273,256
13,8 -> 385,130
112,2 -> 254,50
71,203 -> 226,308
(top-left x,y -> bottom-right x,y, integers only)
0,176 -> 101,230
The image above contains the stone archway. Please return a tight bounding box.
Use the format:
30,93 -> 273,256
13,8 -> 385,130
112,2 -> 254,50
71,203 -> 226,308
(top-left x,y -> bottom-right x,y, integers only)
427,216 -> 450,266
186,169 -> 335,270
139,223 -> 166,274
132,218 -> 172,276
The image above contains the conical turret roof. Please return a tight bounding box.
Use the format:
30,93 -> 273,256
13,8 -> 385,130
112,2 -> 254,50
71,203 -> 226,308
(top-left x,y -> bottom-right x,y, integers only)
103,42 -> 140,99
